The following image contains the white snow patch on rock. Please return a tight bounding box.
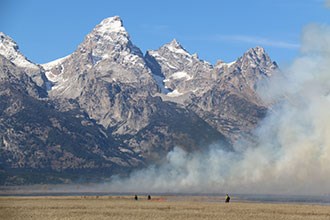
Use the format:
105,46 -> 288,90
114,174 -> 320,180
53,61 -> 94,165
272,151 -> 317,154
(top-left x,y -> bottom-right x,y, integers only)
96,16 -> 126,34
166,44 -> 190,56
164,71 -> 192,83
41,55 -> 70,70
167,89 -> 183,97
0,32 -> 38,69
171,71 -> 192,80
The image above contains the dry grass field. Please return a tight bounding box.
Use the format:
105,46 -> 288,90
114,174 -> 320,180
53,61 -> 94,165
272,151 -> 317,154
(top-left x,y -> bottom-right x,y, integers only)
0,196 -> 330,220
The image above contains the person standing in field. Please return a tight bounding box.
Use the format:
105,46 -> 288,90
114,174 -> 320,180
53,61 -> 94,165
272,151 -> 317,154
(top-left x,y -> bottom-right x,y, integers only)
225,194 -> 230,203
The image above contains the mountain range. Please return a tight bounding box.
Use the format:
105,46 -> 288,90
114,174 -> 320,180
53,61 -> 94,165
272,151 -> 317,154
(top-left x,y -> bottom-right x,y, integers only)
0,16 -> 277,185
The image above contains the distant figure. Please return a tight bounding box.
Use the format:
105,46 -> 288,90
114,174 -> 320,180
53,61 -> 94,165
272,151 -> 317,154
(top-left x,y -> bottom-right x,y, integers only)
134,195 -> 138,201
225,194 -> 230,203
147,195 -> 151,200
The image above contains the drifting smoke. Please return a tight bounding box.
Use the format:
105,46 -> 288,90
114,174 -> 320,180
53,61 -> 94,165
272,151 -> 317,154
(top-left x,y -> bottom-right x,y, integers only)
106,23 -> 330,196
326,0 -> 330,8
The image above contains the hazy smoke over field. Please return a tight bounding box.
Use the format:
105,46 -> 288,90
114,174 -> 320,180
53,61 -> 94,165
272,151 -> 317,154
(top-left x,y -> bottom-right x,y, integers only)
107,24 -> 330,195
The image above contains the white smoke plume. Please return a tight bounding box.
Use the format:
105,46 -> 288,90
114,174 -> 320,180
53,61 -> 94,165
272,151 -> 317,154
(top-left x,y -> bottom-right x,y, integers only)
106,23 -> 330,196
326,0 -> 330,8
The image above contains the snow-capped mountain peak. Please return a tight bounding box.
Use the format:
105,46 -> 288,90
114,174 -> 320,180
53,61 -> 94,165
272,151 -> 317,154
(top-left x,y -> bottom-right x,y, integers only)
168,39 -> 182,48
163,39 -> 190,56
0,32 -> 18,49
94,16 -> 126,35
244,46 -> 268,62
82,15 -> 143,58
240,46 -> 277,74
249,46 -> 265,54
0,32 -> 38,70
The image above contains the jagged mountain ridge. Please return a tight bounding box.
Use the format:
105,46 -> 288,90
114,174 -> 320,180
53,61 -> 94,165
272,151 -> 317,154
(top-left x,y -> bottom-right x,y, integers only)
0,55 -> 146,184
145,39 -> 277,142
42,16 -> 158,134
0,32 -> 49,90
189,47 -> 277,142
145,39 -> 214,99
0,16 -> 276,184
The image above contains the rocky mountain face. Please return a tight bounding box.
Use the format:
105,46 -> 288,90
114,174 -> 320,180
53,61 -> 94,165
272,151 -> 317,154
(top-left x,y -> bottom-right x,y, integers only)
43,17 -> 159,134
0,16 -> 276,185
188,47 -> 277,142
146,41 -> 277,142
0,54 -> 144,184
145,39 -> 213,99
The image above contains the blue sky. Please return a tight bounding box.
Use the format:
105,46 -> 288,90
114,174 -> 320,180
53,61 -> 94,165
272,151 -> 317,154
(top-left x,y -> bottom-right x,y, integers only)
1,0 -> 329,66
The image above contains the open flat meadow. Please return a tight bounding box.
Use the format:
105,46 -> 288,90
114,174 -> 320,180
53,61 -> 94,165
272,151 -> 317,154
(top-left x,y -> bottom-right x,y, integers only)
0,196 -> 330,220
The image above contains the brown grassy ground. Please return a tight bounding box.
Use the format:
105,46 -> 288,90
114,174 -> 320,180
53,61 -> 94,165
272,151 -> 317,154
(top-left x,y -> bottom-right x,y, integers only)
0,196 -> 330,220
